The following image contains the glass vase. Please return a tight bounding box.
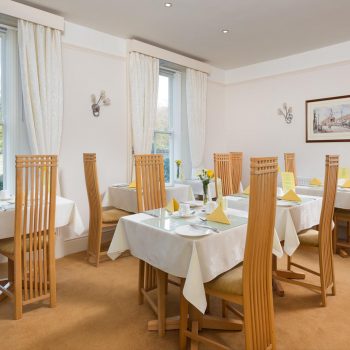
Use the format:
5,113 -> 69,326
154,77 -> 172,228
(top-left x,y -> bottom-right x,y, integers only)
203,182 -> 209,205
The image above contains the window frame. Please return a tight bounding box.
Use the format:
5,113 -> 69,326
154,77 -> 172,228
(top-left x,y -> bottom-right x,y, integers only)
0,29 -> 6,190
153,68 -> 176,186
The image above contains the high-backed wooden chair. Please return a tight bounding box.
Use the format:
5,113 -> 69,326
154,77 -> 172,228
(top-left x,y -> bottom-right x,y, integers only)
284,153 -> 297,185
0,155 -> 58,319
278,155 -> 338,306
135,154 -> 169,335
83,153 -> 130,267
230,152 -> 243,194
180,157 -> 278,350
214,153 -> 234,196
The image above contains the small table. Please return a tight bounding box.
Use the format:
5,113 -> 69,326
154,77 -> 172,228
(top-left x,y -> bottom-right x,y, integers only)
102,184 -> 195,213
108,207 -> 283,334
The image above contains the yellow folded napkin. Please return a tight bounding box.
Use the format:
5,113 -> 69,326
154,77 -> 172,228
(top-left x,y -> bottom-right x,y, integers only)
206,205 -> 230,224
309,178 -> 322,186
342,179 -> 350,188
243,186 -> 250,195
281,189 -> 302,202
166,198 -> 179,212
128,181 -> 136,188
338,167 -> 350,179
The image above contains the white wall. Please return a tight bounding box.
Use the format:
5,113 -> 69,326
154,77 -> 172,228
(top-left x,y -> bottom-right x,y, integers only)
205,62 -> 350,186
56,23 -> 129,255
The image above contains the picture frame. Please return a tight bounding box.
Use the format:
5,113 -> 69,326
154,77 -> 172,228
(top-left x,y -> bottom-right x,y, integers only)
306,95 -> 350,142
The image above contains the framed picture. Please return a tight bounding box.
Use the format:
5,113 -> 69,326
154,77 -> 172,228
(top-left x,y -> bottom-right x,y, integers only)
306,95 -> 350,142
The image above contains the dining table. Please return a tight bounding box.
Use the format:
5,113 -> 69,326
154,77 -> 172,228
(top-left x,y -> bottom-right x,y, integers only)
108,205 -> 283,334
226,193 -> 323,256
0,196 -> 85,239
102,183 -> 195,213
295,185 -> 350,210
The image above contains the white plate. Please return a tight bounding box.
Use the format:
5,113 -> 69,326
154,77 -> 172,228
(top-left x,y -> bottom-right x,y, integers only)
172,210 -> 196,218
277,201 -> 297,207
111,183 -> 128,188
174,225 -> 211,237
187,200 -> 203,208
0,197 -> 12,201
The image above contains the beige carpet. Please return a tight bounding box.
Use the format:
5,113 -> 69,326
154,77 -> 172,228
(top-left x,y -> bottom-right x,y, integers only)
1,246 -> 350,350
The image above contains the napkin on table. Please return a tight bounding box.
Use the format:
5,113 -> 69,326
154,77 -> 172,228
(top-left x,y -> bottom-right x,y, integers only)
243,186 -> 250,195
309,178 -> 322,186
206,205 -> 230,224
166,198 -> 179,212
281,189 -> 302,202
342,180 -> 350,188
128,181 -> 136,188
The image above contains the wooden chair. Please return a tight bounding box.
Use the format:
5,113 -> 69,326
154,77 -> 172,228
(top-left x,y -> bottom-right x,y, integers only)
278,155 -> 338,306
0,155 -> 58,319
214,153 -> 234,196
180,157 -> 278,350
333,208 -> 350,257
83,153 -> 130,267
230,152 -> 243,194
284,153 -> 297,185
135,154 -> 170,336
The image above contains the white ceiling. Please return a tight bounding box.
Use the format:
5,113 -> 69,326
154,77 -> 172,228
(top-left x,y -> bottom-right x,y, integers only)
13,0 -> 350,69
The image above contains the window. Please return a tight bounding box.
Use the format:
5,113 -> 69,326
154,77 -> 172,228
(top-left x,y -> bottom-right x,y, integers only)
0,30 -> 4,190
153,70 -> 175,184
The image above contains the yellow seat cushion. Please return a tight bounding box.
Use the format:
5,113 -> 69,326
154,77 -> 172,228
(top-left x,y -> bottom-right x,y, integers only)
102,208 -> 130,224
0,236 -> 46,257
298,229 -> 319,247
205,264 -> 243,296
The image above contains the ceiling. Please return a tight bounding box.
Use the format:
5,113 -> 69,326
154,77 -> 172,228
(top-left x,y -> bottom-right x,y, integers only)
13,0 -> 350,69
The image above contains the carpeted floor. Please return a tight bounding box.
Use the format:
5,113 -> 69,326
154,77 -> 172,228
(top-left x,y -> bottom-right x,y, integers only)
0,246 -> 349,350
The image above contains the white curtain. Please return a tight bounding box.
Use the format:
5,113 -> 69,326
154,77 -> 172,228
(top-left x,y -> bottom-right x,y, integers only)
18,19 -> 63,155
186,68 -> 208,176
129,52 -> 159,155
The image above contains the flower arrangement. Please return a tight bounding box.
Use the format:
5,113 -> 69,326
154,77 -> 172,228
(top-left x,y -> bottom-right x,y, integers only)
175,160 -> 182,179
197,169 -> 214,204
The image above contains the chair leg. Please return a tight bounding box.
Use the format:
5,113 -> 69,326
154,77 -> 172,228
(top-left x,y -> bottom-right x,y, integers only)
8,259 -> 14,283
332,284 -> 336,296
179,280 -> 189,350
287,255 -> 292,270
49,250 -> 57,308
222,300 -> 227,318
138,260 -> 145,305
156,269 -> 167,337
14,257 -> 22,320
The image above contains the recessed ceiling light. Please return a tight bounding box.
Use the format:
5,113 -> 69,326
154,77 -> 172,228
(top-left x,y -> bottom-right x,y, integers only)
222,29 -> 230,34
164,2 -> 173,7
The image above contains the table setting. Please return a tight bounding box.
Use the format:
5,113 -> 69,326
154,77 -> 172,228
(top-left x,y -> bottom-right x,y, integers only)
108,199 -> 283,313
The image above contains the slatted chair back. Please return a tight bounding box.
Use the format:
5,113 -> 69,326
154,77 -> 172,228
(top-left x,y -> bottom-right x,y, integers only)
83,153 -> 103,260
230,152 -> 243,194
318,155 -> 338,293
284,153 -> 297,185
135,154 -> 167,212
214,153 -> 233,196
14,155 -> 58,318
243,157 -> 278,350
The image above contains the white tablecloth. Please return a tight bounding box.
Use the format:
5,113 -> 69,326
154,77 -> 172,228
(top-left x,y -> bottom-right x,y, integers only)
296,185 -> 350,210
102,184 -> 195,213
107,208 -> 283,313
0,196 -> 85,240
227,194 -> 323,256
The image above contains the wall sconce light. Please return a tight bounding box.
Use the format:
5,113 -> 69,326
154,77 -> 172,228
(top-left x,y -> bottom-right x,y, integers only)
91,90 -> 111,117
277,103 -> 293,124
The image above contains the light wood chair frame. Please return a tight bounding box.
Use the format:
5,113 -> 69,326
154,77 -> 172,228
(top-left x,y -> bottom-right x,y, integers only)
135,154 -> 172,336
230,152 -> 243,194
83,153 -> 118,267
180,157 -> 278,350
0,155 -> 58,319
284,153 -> 297,185
214,153 -> 234,197
277,155 -> 338,306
